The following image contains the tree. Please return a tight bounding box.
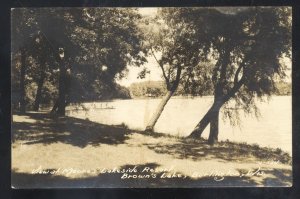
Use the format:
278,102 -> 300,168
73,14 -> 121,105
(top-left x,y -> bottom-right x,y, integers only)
184,7 -> 291,144
11,8 -> 38,113
11,8 -> 71,114
65,8 -> 147,105
12,8 -> 147,115
141,8 -> 209,132
71,8 -> 147,100
12,9 -> 61,112
31,32 -> 58,111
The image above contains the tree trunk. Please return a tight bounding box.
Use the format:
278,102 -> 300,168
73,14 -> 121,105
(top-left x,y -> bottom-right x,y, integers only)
187,82 -> 244,140
33,62 -> 46,111
187,103 -> 220,138
145,64 -> 182,132
188,42 -> 245,142
51,100 -> 59,114
19,49 -> 26,114
145,90 -> 174,131
208,109 -> 219,145
57,60 -> 67,116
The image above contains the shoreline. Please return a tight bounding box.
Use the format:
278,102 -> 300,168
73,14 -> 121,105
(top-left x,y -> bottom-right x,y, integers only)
12,112 -> 292,187
12,111 -> 292,157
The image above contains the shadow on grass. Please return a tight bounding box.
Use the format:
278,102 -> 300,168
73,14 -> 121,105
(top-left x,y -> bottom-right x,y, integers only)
12,163 -> 263,188
262,169 -> 292,186
12,112 -> 131,148
143,135 -> 291,165
12,112 -> 291,164
12,112 -> 292,187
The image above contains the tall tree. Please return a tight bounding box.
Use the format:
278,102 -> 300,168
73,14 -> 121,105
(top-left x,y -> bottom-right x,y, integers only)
45,8 -> 147,115
32,32 -> 56,111
67,8 -> 147,104
35,8 -> 80,116
19,48 -> 27,113
11,8 -> 38,113
141,8 -> 212,132
12,8 -> 147,115
184,7 -> 291,144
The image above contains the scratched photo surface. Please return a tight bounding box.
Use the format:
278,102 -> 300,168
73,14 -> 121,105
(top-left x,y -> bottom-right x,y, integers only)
11,7 -> 292,188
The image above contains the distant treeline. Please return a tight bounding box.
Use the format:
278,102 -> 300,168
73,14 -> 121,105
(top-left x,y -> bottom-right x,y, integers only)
129,81 -> 213,98
129,81 -> 291,98
129,81 -> 167,98
12,79 -> 131,110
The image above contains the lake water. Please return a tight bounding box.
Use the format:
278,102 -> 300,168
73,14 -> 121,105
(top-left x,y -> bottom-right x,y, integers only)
67,96 -> 292,154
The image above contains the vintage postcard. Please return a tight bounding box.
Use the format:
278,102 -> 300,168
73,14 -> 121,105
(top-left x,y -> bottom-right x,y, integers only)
11,7 -> 292,188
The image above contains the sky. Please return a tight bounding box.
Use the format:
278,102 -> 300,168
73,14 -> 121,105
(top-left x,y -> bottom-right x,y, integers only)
116,8 -> 161,87
116,56 -> 163,87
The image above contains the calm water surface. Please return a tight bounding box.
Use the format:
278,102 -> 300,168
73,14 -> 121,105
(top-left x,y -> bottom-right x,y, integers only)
67,96 -> 292,154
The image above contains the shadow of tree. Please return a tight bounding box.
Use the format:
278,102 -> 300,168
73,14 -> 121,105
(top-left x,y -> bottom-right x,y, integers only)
12,112 -> 291,164
12,163 -> 261,188
12,112 -> 131,148
262,169 -> 292,186
12,113 -> 292,187
143,135 -> 291,164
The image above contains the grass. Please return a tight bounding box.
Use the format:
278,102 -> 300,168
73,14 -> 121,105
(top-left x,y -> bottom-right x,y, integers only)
11,112 -> 292,188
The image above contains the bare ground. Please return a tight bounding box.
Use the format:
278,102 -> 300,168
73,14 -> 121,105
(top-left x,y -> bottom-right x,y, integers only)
12,112 -> 292,188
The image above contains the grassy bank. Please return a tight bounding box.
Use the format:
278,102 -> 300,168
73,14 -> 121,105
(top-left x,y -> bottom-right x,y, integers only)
12,112 -> 292,188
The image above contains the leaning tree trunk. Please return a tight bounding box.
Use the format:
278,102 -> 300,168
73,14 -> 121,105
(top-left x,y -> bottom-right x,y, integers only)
33,61 -> 46,111
187,83 -> 244,140
145,64 -> 182,132
188,105 -> 221,144
188,44 -> 230,141
206,83 -> 223,145
19,49 -> 26,114
187,103 -> 219,139
145,90 -> 174,132
208,109 -> 220,145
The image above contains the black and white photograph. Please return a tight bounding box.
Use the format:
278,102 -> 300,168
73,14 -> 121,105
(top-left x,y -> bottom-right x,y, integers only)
11,7 -> 292,188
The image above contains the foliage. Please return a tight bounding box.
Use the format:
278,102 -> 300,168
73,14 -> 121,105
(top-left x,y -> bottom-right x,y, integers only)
140,8 -> 211,94
129,80 -> 215,98
273,81 -> 291,95
178,7 -> 291,127
11,8 -> 147,112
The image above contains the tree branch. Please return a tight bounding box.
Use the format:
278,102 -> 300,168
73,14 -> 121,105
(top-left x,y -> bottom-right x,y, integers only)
170,54 -> 183,91
170,64 -> 182,91
222,76 -> 245,103
222,60 -> 246,103
234,63 -> 244,85
150,47 -> 170,88
167,63 -> 172,80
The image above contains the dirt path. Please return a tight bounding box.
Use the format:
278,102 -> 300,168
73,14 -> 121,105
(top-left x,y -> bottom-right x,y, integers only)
12,112 -> 292,188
